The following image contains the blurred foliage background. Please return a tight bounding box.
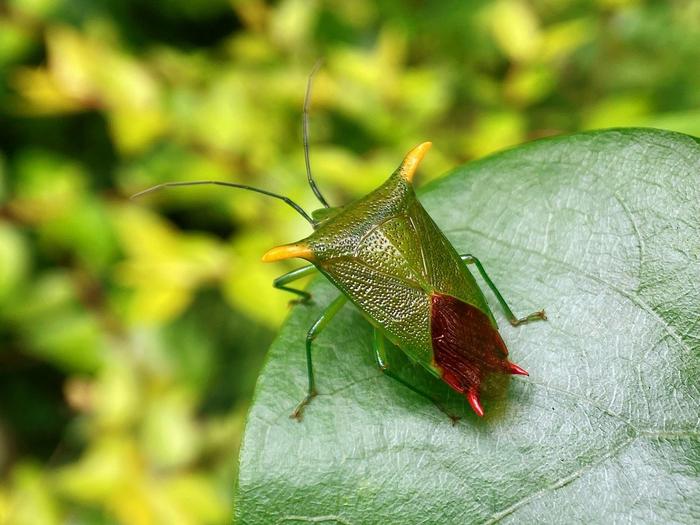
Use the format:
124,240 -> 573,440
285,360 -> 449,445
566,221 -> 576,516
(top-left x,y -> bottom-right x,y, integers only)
1,0 -> 700,523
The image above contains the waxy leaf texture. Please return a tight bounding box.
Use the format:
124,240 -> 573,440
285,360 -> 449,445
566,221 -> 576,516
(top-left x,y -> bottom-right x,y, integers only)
235,129 -> 700,524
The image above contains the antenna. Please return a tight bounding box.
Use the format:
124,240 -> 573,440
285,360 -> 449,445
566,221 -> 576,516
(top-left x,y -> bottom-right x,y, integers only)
303,59 -> 330,208
130,181 -> 315,226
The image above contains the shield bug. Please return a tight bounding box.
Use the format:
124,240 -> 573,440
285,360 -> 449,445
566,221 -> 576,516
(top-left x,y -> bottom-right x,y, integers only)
133,66 -> 546,419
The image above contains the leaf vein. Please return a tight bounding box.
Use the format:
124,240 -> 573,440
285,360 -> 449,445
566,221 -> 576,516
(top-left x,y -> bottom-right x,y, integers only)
483,435 -> 638,524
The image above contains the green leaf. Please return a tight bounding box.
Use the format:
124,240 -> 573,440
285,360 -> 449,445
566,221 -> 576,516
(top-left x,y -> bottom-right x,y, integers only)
235,129 -> 700,524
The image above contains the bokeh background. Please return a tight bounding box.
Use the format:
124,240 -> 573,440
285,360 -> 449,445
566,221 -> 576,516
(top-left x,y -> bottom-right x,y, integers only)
1,0 -> 700,523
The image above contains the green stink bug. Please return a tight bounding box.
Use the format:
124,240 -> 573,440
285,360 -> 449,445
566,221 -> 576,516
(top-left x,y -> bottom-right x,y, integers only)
261,140 -> 546,419
133,70 -> 546,419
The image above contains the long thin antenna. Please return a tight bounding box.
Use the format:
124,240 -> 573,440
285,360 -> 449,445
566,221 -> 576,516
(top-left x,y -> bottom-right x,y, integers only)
130,181 -> 315,226
303,59 -> 330,208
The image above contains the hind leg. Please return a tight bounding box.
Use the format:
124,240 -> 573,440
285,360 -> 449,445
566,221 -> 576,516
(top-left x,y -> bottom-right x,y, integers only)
373,329 -> 460,425
460,254 -> 547,326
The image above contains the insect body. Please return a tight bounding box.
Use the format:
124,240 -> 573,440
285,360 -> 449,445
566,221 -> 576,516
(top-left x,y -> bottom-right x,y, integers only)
134,69 -> 546,420
263,142 -> 545,418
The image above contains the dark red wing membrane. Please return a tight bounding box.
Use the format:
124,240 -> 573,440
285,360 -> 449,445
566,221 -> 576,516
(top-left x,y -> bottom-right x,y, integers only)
430,293 -> 528,416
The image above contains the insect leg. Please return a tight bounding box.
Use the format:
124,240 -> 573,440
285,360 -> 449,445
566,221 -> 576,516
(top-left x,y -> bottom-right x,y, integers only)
373,329 -> 460,424
291,294 -> 348,420
273,264 -> 317,303
460,253 -> 547,326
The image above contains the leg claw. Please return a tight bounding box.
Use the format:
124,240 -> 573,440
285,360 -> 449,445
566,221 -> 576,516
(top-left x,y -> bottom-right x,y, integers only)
510,309 -> 547,326
288,296 -> 313,307
290,391 -> 317,421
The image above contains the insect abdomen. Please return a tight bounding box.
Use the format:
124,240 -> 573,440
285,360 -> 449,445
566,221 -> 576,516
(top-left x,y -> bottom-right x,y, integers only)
430,293 -> 527,415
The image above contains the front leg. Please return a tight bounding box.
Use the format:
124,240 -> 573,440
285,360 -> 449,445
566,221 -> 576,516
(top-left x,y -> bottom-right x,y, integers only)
273,264 -> 317,304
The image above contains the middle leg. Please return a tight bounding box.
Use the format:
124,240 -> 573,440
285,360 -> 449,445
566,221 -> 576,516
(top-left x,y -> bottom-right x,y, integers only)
291,294 -> 348,420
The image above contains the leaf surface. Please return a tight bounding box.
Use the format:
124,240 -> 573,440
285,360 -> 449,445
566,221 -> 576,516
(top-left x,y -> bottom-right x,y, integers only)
235,129 -> 700,524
